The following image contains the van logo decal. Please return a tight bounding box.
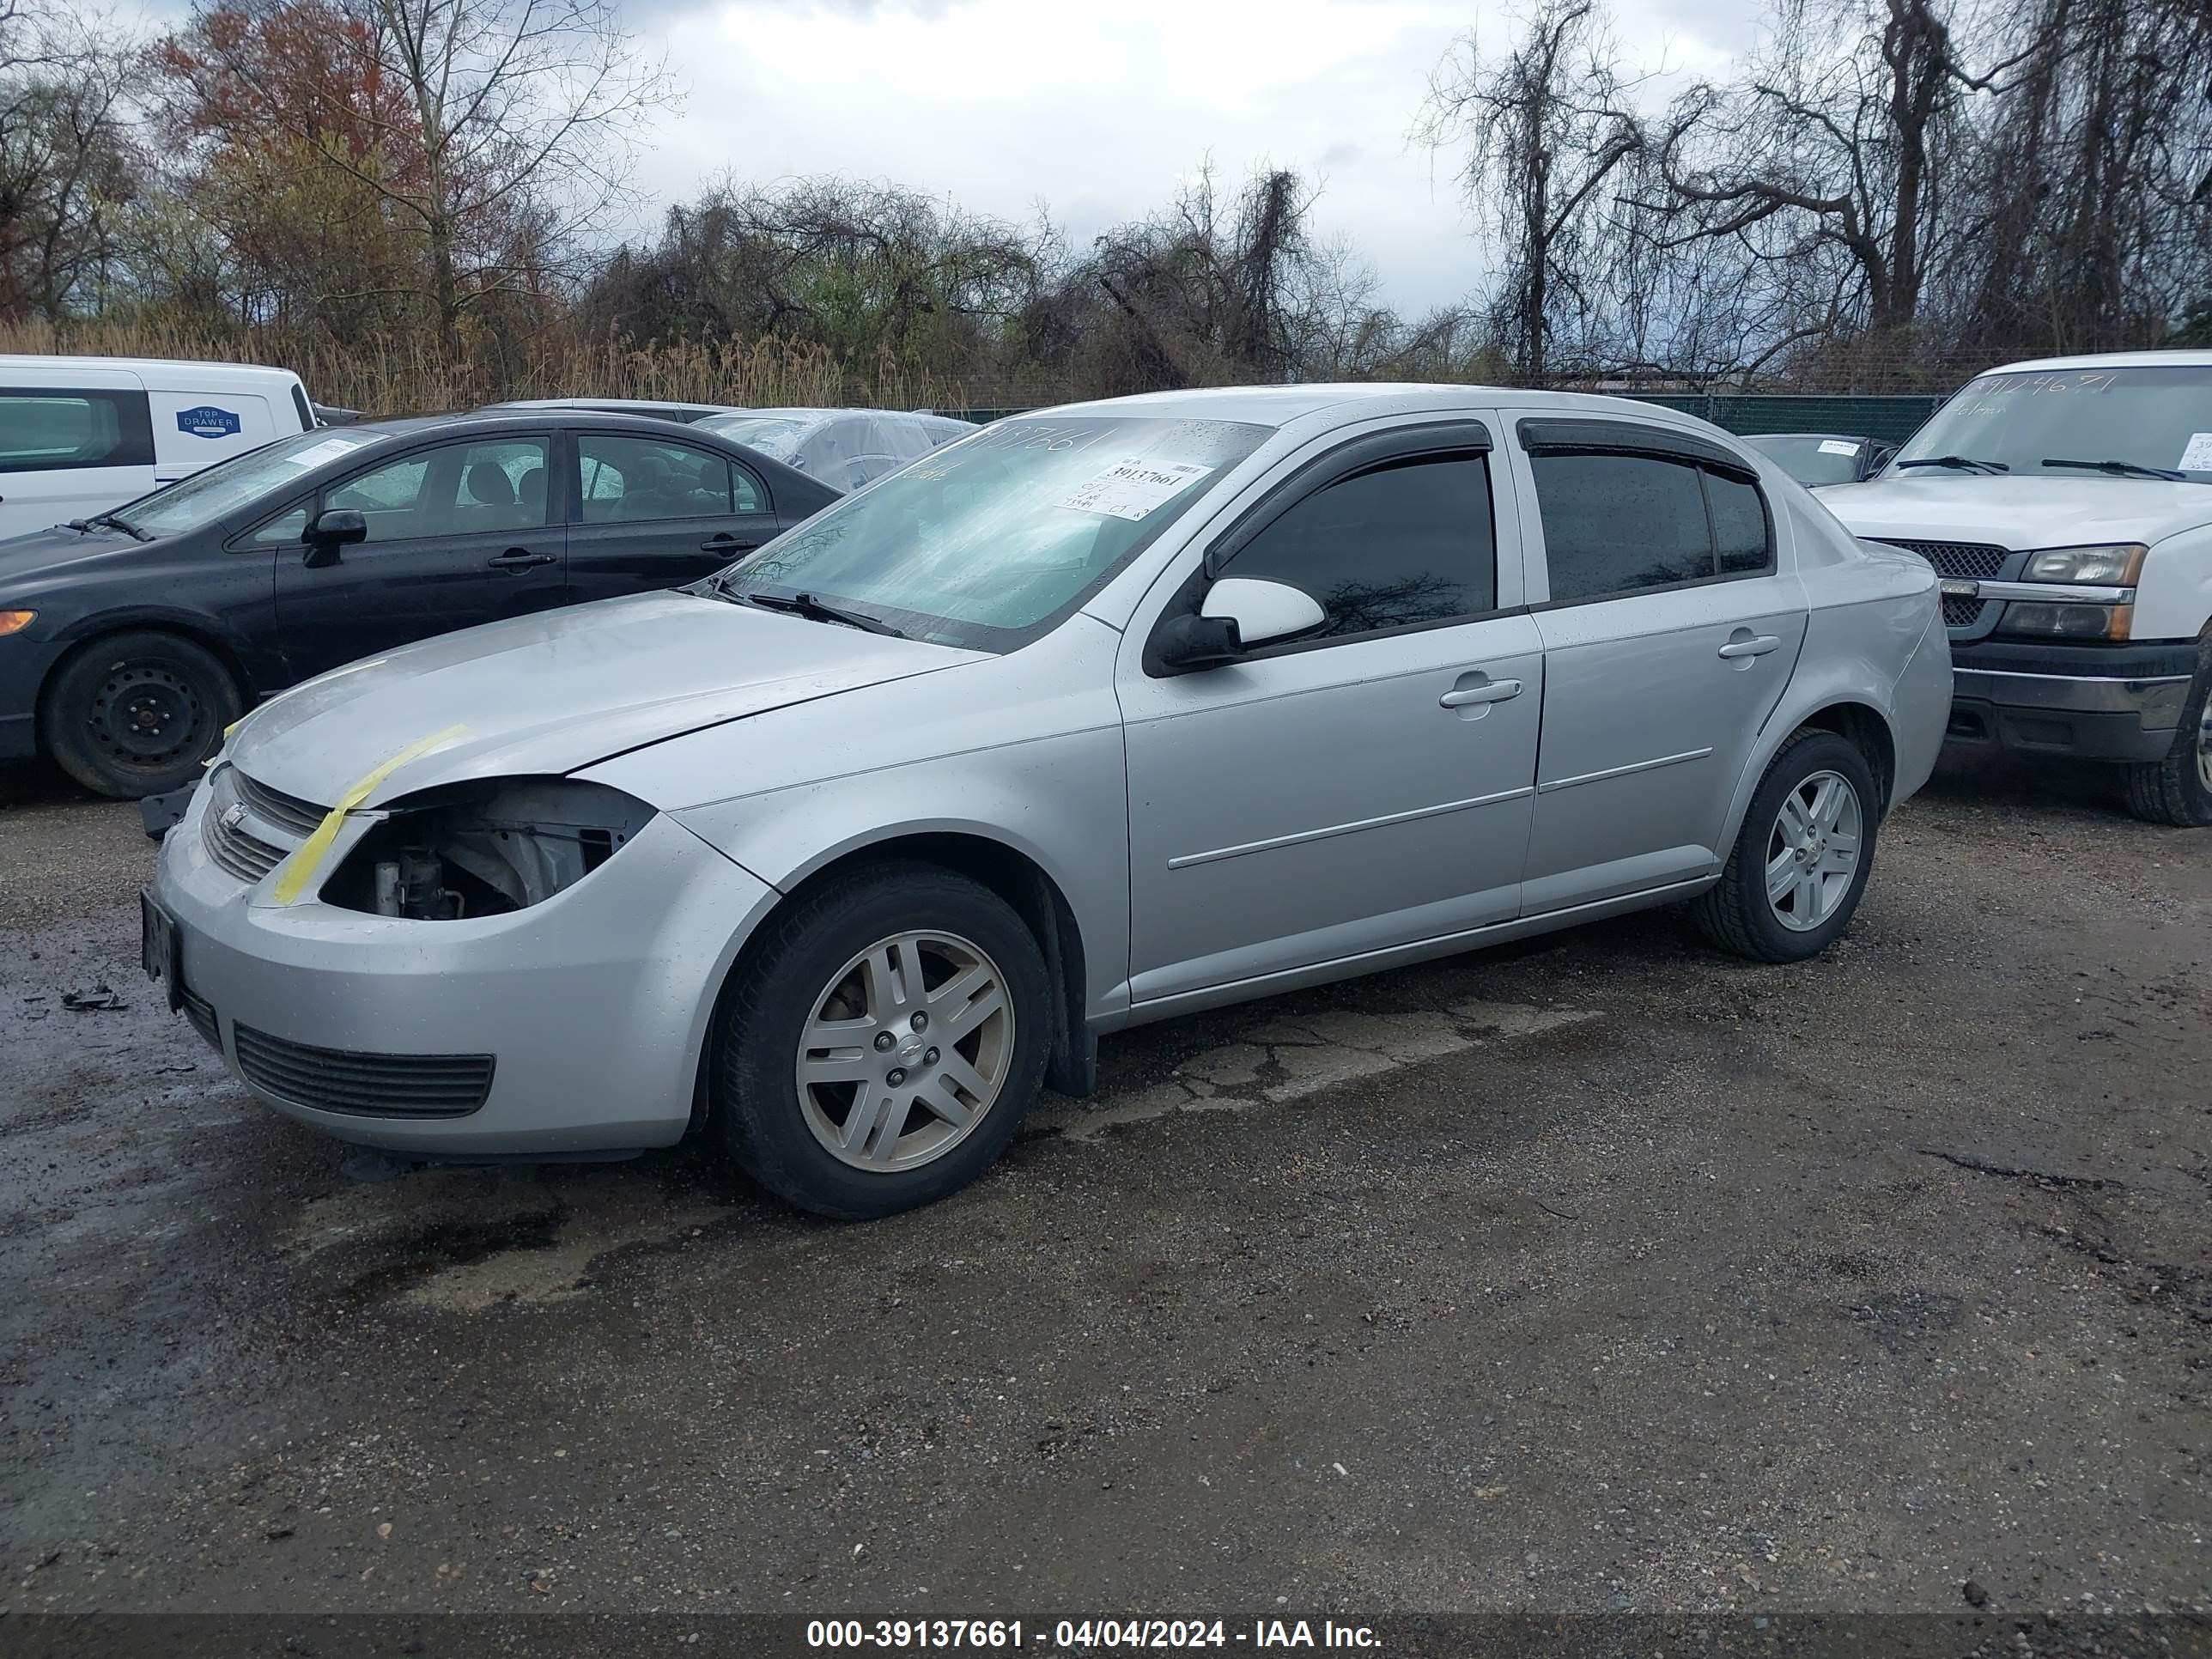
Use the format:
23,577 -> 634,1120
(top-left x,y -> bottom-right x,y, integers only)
176,405 -> 241,440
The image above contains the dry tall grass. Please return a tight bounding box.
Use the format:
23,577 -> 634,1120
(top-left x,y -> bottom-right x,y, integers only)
0,319 -> 1057,417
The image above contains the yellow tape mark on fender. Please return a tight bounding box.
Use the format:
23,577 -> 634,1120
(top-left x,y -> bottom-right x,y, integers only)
271,725 -> 468,905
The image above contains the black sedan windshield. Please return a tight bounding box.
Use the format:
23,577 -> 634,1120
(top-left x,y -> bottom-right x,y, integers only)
720,416 -> 1272,651
113,430 -> 381,538
1891,366 -> 2212,483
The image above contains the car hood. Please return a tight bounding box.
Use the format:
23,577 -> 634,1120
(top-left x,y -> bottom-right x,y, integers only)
1821,476 -> 2212,550
227,592 -> 984,808
0,521 -> 151,588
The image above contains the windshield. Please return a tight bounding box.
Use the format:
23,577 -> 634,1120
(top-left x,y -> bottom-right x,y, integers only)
715,415 -> 1273,651
1749,434 -> 1868,486
1890,366 -> 2212,482
698,415 -> 812,462
115,429 -> 381,538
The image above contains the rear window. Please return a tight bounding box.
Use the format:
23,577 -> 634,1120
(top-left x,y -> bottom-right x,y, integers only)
1530,452 -> 1776,603
0,388 -> 155,474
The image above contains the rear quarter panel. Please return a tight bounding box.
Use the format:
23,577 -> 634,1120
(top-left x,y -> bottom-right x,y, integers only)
1715,497 -> 1946,850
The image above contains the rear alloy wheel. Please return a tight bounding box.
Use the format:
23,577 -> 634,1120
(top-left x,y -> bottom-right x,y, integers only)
42,629 -> 242,799
714,860 -> 1050,1219
2119,639 -> 2212,828
1692,728 -> 1881,963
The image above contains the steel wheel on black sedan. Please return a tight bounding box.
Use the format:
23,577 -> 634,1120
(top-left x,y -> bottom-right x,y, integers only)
714,860 -> 1050,1219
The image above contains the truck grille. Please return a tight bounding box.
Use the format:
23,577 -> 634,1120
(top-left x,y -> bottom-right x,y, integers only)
1942,594 -> 1990,628
233,1024 -> 495,1117
1871,538 -> 2010,580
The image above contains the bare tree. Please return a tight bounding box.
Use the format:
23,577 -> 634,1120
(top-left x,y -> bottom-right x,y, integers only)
1638,0 -> 2010,343
161,0 -> 673,353
1418,0 -> 1648,379
0,7 -> 142,318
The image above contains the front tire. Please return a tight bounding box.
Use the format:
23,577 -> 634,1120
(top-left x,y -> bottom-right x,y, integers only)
1693,729 -> 1881,963
2119,638 -> 2212,828
712,860 -> 1051,1220
40,629 -> 242,799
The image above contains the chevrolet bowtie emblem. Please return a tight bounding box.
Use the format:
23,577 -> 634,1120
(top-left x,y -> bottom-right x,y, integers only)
1939,578 -> 1980,599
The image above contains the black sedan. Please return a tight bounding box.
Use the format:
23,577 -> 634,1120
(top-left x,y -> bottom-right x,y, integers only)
1743,432 -> 1899,488
0,410 -> 838,797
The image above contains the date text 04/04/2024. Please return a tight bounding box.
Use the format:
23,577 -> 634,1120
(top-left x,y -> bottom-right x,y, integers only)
805,1620 -> 1382,1649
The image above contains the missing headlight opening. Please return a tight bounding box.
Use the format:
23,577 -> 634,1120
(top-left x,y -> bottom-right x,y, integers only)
322,780 -> 656,919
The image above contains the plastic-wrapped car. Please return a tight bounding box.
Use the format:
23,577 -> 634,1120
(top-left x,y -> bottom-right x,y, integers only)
695,409 -> 975,492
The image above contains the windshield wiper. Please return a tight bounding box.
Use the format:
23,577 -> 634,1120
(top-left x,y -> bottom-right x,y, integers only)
64,514 -> 151,539
2041,457 -> 2189,482
1895,455 -> 2009,475
737,589 -> 906,638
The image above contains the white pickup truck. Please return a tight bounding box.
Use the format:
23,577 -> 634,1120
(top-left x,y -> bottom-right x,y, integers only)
1822,349 -> 2212,825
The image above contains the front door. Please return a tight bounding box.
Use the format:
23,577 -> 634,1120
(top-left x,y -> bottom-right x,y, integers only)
1506,416 -> 1808,912
565,430 -> 784,603
1119,431 -> 1543,1006
274,434 -> 566,681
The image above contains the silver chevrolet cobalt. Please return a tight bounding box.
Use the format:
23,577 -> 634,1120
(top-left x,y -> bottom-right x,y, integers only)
146,386 -> 1949,1218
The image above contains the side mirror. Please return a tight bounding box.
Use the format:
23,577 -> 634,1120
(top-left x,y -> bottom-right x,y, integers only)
303,507 -> 367,568
1152,577 -> 1328,673
1202,577 -> 1326,647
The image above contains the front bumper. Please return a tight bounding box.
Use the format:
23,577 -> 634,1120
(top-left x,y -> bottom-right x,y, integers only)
1944,640 -> 2197,763
0,637 -> 64,760
150,775 -> 779,1155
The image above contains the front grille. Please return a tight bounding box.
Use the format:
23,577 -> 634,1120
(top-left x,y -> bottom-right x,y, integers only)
231,769 -> 329,836
203,802 -> 289,882
1872,538 -> 2010,580
180,988 -> 221,1052
233,1024 -> 495,1117
1942,594 -> 1990,629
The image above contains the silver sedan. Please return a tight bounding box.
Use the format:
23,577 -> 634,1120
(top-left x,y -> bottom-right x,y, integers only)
145,386 -> 1950,1218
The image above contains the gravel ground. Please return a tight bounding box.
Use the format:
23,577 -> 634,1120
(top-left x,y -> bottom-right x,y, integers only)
1,752 -> 2207,1626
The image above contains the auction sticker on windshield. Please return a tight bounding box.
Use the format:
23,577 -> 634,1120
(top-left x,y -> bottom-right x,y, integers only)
1055,459 -> 1212,521
1819,440 -> 1862,456
285,436 -> 373,470
2179,433 -> 2212,471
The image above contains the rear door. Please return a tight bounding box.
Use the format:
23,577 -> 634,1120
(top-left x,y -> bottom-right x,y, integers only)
273,433 -> 566,680
564,429 -> 782,603
0,372 -> 155,538
1505,414 -> 1808,913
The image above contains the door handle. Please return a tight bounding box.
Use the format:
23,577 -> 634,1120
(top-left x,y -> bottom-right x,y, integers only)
487,548 -> 556,570
1717,635 -> 1781,659
700,534 -> 759,554
1439,678 -> 1522,708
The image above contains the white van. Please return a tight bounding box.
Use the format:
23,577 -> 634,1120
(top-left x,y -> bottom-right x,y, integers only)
1822,349 -> 2212,825
0,356 -> 318,541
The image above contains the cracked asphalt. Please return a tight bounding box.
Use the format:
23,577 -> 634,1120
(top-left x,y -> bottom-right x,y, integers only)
1,751 -> 2207,1624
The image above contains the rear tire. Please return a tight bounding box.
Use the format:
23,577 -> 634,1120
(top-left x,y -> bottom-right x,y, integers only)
40,629 -> 241,799
1693,728 -> 1881,963
712,860 -> 1051,1220
2119,639 -> 2212,828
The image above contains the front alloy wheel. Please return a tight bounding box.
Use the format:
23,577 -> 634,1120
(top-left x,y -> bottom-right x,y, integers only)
714,860 -> 1051,1219
796,930 -> 1017,1171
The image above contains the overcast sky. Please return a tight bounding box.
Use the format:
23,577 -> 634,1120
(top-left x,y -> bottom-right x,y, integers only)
114,0 -> 1767,313
626,0 -> 1762,314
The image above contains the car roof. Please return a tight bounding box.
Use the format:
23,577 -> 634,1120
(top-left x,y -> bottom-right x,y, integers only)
1036,381 -> 1741,432
1984,349 -> 2212,375
485,397 -> 742,414
1747,431 -> 1875,444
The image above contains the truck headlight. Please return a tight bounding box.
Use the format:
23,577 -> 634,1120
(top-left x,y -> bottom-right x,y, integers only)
1996,602 -> 2133,641
321,778 -> 656,918
2021,544 -> 2146,584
